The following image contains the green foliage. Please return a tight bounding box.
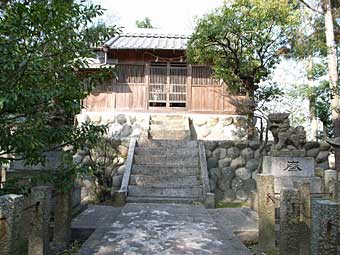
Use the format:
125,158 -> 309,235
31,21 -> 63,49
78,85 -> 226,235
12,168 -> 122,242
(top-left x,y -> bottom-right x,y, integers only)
136,17 -> 154,28
216,201 -> 246,208
0,1 -> 117,166
58,241 -> 82,255
81,137 -> 122,202
187,0 -> 300,97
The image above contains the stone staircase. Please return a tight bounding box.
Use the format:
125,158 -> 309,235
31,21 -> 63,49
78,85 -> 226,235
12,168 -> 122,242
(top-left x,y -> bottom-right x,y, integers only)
126,140 -> 205,204
149,115 -> 190,140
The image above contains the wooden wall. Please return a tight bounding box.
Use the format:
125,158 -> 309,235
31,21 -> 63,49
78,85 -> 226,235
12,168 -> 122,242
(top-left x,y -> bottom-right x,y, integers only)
83,59 -> 247,114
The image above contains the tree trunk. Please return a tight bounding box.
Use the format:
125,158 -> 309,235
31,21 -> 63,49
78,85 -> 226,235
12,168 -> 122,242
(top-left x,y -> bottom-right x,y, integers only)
324,0 -> 340,172
307,56 -> 318,141
322,121 -> 328,140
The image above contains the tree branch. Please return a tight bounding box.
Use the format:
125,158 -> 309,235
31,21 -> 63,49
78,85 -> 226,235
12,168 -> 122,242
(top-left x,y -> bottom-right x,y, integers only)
299,0 -> 323,15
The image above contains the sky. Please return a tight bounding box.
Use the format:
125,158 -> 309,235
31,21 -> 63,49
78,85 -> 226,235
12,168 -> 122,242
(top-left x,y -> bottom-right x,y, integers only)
94,0 -> 224,33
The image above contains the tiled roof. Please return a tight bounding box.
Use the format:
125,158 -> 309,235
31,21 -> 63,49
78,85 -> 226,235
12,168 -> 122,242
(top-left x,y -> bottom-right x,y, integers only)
104,29 -> 190,50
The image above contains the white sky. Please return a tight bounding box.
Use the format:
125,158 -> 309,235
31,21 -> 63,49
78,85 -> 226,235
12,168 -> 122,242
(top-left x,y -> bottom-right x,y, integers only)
94,0 -> 224,33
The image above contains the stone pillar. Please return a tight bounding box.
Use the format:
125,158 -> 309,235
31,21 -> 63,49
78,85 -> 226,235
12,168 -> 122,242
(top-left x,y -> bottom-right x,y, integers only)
324,170 -> 337,193
257,174 -> 275,252
28,186 -> 52,255
311,200 -> 338,255
53,189 -> 72,251
0,194 -> 25,255
298,182 -> 311,255
279,188 -> 300,255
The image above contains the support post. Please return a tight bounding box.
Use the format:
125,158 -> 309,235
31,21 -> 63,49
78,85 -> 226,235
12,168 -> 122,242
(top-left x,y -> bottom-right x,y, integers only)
0,194 -> 24,255
310,199 -> 338,255
257,174 -> 275,252
279,188 -> 300,255
28,186 -> 52,255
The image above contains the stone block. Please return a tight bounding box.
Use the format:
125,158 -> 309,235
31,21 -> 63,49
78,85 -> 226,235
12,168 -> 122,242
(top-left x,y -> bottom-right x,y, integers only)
117,114 -> 127,125
230,157 -> 246,170
10,150 -> 62,171
316,151 -> 329,163
304,141 -> 320,150
231,177 -> 244,191
311,200 -> 338,255
241,148 -> 254,161
212,148 -> 227,159
207,158 -> 218,169
249,191 -> 258,213
227,147 -> 240,159
0,194 -> 25,255
236,189 -> 248,201
257,174 -> 275,252
244,179 -> 257,192
324,170 -> 337,193
218,158 -> 231,168
28,186 -> 52,255
279,188 -> 300,255
249,140 -> 261,150
262,156 -> 315,177
246,159 -> 259,172
205,193 -> 215,209
220,189 -> 236,202
274,176 -> 322,193
306,148 -> 320,157
235,167 -> 251,180
111,190 -> 126,207
299,183 -> 311,255
52,190 -> 73,252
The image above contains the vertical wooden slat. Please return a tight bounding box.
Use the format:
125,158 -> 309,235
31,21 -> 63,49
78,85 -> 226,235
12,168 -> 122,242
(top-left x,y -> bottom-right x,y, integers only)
166,62 -> 170,108
145,63 -> 150,110
187,64 -> 192,111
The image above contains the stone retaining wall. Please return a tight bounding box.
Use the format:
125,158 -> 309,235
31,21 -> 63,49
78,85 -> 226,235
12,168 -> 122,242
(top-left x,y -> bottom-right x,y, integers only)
77,112 -> 150,140
78,112 -> 248,141
204,140 -> 330,204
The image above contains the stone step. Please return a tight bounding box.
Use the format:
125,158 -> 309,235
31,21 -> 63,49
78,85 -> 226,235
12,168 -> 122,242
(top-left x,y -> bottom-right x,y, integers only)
137,140 -> 198,148
149,124 -> 186,131
149,130 -> 189,140
133,154 -> 199,165
130,175 -> 201,187
132,165 -> 200,176
150,115 -> 186,121
134,147 -> 198,157
127,185 -> 203,198
126,196 -> 202,204
150,119 -> 186,125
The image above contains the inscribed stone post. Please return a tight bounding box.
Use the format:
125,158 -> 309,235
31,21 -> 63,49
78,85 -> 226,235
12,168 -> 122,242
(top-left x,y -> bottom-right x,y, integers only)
279,188 -> 300,255
310,200 -> 338,255
53,189 -> 72,251
299,182 -> 311,255
257,174 -> 275,252
28,186 -> 52,255
324,170 -> 337,193
0,194 -> 24,255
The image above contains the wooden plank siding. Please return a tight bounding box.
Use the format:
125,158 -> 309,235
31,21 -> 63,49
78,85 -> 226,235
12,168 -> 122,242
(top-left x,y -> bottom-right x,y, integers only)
83,63 -> 247,114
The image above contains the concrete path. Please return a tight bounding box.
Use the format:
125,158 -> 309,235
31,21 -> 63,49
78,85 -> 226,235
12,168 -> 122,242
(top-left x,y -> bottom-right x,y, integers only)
73,204 -> 253,255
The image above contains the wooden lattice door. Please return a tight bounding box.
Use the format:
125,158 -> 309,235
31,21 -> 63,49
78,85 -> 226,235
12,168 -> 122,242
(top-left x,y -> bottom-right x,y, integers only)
169,63 -> 187,107
149,62 -> 187,109
149,63 -> 167,107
